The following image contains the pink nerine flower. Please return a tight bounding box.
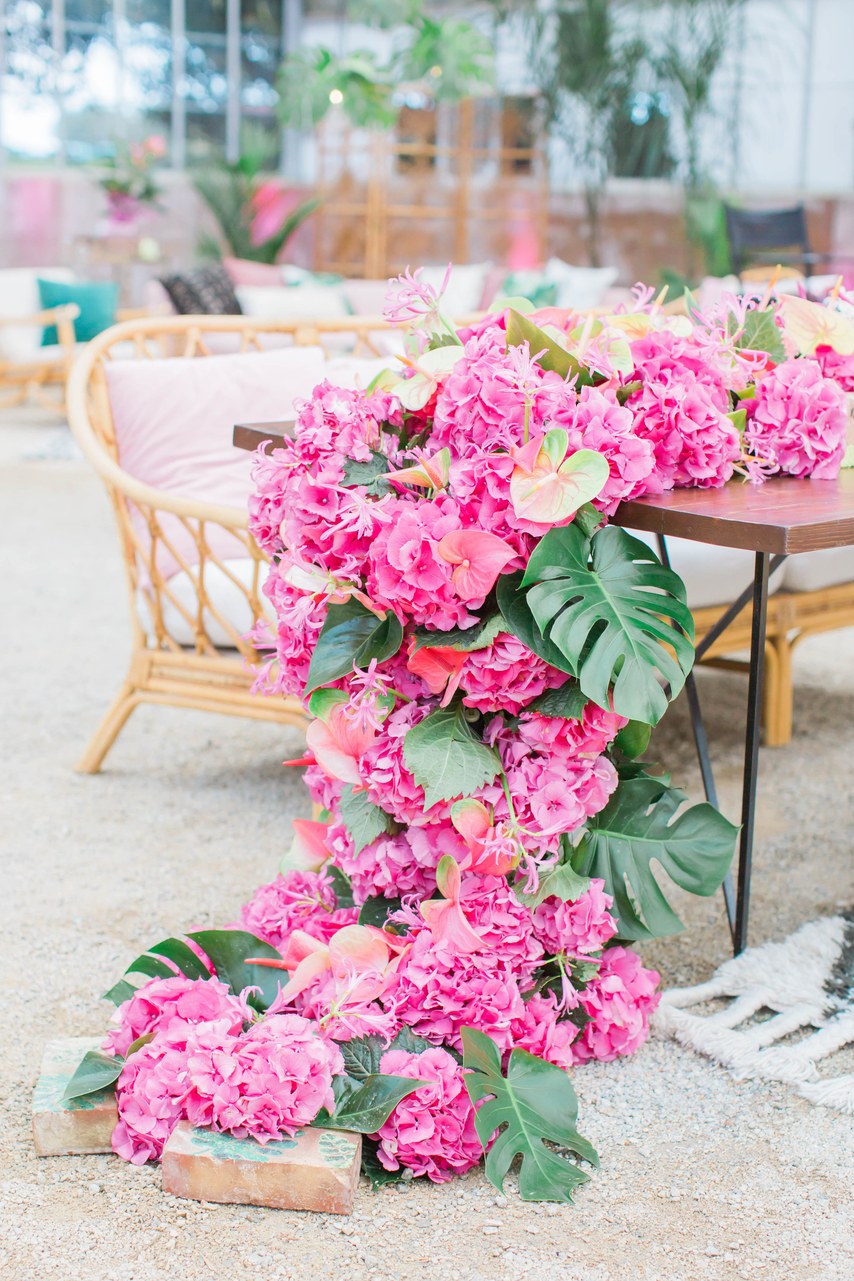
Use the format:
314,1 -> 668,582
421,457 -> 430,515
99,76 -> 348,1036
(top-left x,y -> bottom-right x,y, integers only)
238,870 -> 358,949
509,991 -> 579,1070
372,1046 -> 482,1182
532,879 -> 618,957
571,946 -> 661,1063
102,975 -> 244,1058
745,357 -> 848,479
183,1014 -> 344,1141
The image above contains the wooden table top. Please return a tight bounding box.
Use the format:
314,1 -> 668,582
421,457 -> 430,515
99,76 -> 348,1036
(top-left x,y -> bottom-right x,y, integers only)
233,423 -> 854,556
613,471 -> 854,554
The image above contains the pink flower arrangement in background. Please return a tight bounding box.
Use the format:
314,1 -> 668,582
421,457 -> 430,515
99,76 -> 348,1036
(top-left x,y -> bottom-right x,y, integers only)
92,272 -> 853,1200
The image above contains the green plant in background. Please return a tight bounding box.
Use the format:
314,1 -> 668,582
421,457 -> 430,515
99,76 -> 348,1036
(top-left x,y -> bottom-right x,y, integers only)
192,128 -> 320,264
276,0 -> 495,132
655,0 -> 744,277
525,0 -> 649,266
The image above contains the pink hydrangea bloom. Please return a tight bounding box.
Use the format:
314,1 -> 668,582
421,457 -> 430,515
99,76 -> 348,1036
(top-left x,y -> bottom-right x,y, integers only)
182,1014 -> 344,1141
112,1026 -> 199,1164
571,946 -> 661,1063
372,1046 -> 482,1182
327,819 -> 468,901
103,975 -> 245,1058
366,495 -> 481,630
459,634 -> 567,714
509,991 -> 579,1070
627,367 -> 741,492
238,870 -> 357,949
815,343 -> 854,392
532,879 -> 618,957
516,704 -> 628,759
745,358 -> 848,479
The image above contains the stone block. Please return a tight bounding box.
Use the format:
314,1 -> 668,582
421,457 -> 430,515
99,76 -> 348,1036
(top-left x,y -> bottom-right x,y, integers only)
161,1121 -> 361,1215
32,1037 -> 118,1157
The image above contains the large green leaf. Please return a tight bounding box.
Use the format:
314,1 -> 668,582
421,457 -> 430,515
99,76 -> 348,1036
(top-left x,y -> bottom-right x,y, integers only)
102,934 -> 213,1005
62,1049 -> 123,1103
412,612 -> 504,653
572,776 -> 738,940
339,1028 -> 433,1082
319,1074 -> 424,1133
505,310 -> 596,386
338,784 -> 396,854
528,680 -> 588,720
188,930 -> 284,1012
304,599 -> 403,695
735,308 -> 786,364
462,1028 -> 598,1203
522,525 -> 695,725
403,702 -> 501,810
496,572 -> 575,676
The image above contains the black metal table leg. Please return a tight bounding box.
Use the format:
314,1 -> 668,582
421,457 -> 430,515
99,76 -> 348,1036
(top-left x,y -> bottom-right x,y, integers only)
657,537 -> 778,953
733,551 -> 771,954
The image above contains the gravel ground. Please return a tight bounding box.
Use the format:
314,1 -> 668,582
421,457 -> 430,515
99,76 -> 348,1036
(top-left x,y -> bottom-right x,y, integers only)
2,408 -> 853,1281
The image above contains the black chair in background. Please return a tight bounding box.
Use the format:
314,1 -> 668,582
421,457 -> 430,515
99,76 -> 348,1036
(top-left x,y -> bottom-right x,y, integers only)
723,203 -> 838,278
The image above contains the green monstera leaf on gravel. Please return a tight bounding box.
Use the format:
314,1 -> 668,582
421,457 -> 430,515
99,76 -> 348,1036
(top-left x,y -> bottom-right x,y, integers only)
462,1027 -> 598,1203
403,701 -> 501,809
572,776 -> 738,941
521,524 -> 695,725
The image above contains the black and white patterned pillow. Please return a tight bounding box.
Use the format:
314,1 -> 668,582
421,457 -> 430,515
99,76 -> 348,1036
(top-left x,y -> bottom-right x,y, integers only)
159,266 -> 242,315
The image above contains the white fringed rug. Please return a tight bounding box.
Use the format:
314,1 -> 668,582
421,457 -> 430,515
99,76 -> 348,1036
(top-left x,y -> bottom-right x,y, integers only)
655,911 -> 854,1112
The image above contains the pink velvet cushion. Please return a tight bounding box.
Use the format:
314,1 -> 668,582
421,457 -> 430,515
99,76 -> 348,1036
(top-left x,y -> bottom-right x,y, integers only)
105,346 -> 328,580
222,257 -> 284,287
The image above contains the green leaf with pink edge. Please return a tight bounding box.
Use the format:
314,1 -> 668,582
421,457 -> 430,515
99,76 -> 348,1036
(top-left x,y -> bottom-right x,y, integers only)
462,1027 -> 598,1203
510,441 -> 610,525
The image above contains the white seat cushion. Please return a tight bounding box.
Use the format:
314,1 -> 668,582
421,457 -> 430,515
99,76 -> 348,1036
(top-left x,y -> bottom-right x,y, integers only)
629,530 -> 784,610
138,557 -> 257,648
235,283 -> 349,322
0,267 -> 75,360
782,547 -> 854,593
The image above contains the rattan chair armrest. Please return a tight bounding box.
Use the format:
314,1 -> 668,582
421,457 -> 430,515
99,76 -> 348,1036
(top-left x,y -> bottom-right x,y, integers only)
0,303 -> 81,329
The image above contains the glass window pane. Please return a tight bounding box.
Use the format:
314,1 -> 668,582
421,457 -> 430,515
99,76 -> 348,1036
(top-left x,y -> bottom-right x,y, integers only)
186,0 -> 227,35
1,3 -> 57,160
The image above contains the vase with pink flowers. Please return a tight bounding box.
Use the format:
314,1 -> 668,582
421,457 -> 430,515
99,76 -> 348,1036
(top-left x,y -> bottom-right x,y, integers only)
98,134 -> 166,229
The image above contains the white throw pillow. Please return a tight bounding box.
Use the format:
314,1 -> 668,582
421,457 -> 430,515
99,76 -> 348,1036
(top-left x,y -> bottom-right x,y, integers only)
235,283 -> 349,322
543,258 -> 619,311
0,267 -> 75,360
420,263 -> 492,317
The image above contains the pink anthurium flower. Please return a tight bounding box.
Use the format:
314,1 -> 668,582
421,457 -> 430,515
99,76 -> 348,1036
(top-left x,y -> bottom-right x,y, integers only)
282,818 -> 332,872
251,923 -> 405,1007
450,799 -> 521,877
306,705 -> 374,786
386,447 -> 451,491
509,428 -> 609,525
777,294 -> 854,356
406,643 -> 467,702
436,530 -> 516,602
390,345 -> 461,411
420,856 -> 487,953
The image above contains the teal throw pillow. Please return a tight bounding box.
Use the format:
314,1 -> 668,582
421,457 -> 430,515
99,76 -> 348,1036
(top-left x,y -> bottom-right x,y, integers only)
498,272 -> 558,310
38,277 -> 119,346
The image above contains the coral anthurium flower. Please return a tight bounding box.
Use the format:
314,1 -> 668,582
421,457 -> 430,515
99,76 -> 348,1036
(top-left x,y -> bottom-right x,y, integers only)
252,923 -> 404,1006
777,294 -> 854,356
450,799 -> 521,877
306,708 -> 373,785
436,530 -> 516,601
406,643 -> 467,699
509,428 -> 609,524
386,447 -> 451,491
283,818 -> 332,872
420,856 -> 486,953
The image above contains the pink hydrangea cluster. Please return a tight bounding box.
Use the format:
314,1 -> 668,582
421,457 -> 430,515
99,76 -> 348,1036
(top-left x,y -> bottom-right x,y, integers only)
532,879 -> 618,957
745,358 -> 848,478
103,975 -> 245,1058
372,1046 -> 482,1182
238,869 -> 358,948
570,946 -> 661,1063
112,1012 -> 344,1163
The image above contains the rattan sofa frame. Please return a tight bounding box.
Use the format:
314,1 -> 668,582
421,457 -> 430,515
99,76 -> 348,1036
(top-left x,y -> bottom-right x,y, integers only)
65,312 -> 400,772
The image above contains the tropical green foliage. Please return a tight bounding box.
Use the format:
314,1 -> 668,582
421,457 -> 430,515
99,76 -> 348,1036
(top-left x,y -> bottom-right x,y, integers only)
403,700 -> 501,810
304,599 -> 404,696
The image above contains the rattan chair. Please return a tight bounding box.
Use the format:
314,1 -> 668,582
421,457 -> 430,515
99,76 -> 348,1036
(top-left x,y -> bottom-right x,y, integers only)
66,313 -> 399,773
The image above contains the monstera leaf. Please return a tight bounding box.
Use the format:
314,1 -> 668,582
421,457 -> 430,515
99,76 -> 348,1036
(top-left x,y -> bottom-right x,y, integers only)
103,931 -> 284,1013
572,776 -> 738,940
462,1028 -> 598,1203
520,524 -> 695,725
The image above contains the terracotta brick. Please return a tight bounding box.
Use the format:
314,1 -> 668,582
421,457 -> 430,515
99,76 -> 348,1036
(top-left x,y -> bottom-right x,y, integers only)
161,1121 -> 362,1215
32,1037 -> 118,1157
